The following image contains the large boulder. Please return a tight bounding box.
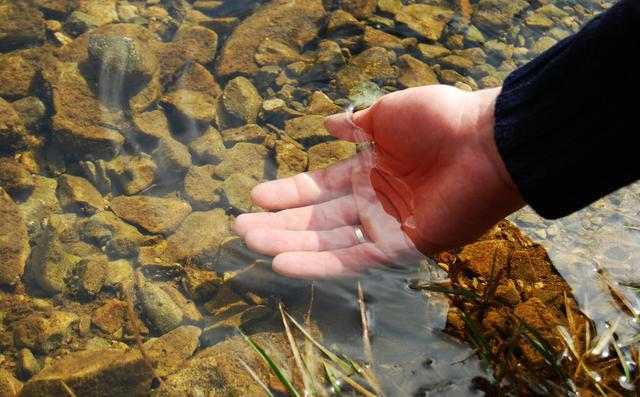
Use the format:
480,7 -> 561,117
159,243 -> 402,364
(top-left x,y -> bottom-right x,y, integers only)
216,0 -> 324,78
0,188 -> 30,286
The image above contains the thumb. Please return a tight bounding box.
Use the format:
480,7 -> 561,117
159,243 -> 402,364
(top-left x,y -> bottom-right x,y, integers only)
324,106 -> 375,142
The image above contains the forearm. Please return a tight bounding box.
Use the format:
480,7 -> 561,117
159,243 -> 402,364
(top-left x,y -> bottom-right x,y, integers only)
494,0 -> 640,218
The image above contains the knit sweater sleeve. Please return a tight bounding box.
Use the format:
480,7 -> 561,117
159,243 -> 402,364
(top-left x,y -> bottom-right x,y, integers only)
493,0 -> 640,219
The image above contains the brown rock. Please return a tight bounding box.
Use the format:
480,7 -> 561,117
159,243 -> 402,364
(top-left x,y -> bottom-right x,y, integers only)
222,173 -> 259,213
17,349 -> 152,397
91,299 -> 127,334
0,187 -> 30,285
341,0 -> 378,19
397,54 -> 439,88
76,255 -> 108,296
47,62 -> 124,158
183,165 -> 222,209
154,137 -> 193,174
188,126 -> 226,164
221,124 -> 269,145
255,38 -> 303,66
0,157 -> 34,194
172,24 -> 218,65
396,4 -> 454,41
216,0 -> 324,78
215,143 -> 267,181
219,76 -> 262,128
494,279 -> 521,306
456,239 -> 511,279
110,195 -> 192,234
145,325 -> 201,377
473,0 -> 528,29
308,140 -> 357,171
326,9 -> 362,33
0,98 -> 40,154
336,47 -> 398,93
0,2 -> 45,50
170,62 -> 221,97
57,174 -> 105,214
182,266 -> 221,301
13,310 -> 79,352
166,208 -> 230,261
0,53 -> 37,99
284,115 -> 332,145
81,211 -> 145,258
161,89 -> 217,126
363,26 -> 403,50
132,109 -> 171,140
0,369 -> 22,397
106,155 -> 157,196
308,91 -> 343,116
275,140 -> 308,178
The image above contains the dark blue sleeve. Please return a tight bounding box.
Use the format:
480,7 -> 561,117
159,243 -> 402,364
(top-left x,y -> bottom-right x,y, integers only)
494,0 -> 640,219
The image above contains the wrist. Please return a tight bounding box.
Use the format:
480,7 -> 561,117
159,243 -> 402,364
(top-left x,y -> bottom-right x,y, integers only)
468,87 -> 526,216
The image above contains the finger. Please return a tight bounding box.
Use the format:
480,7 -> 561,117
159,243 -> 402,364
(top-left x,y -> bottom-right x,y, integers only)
272,243 -> 389,279
244,226 -> 361,256
251,155 -> 360,210
324,111 -> 373,142
234,195 -> 359,237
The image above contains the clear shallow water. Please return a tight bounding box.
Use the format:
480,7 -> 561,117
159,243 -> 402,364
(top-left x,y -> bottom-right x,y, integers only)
0,0 -> 631,396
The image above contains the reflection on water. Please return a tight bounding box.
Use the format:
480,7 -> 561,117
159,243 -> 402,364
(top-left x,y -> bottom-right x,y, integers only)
0,0 -> 629,396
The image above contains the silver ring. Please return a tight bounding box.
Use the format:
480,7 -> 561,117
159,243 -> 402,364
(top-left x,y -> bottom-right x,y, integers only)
353,225 -> 367,244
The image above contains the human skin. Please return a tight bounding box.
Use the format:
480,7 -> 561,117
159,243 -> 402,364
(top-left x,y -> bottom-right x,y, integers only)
234,85 -> 526,278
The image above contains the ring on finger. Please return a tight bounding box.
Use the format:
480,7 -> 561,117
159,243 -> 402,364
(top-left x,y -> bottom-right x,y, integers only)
353,225 -> 368,244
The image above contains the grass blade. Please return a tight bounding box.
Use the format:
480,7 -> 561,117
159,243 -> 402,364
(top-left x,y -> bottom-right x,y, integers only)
237,357 -> 276,397
280,303 -> 318,396
284,311 -> 353,374
239,328 -> 301,397
323,360 -> 344,397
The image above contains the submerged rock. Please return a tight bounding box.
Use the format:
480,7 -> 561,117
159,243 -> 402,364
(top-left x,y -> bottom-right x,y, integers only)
110,195 -> 192,234
183,165 -> 222,210
145,325 -> 201,377
166,208 -> 230,261
0,368 -> 23,397
140,281 -> 184,334
336,47 -> 398,93
0,98 -> 40,154
397,54 -> 439,88
17,349 -> 152,397
0,188 -> 30,286
153,332 -> 297,397
29,214 -> 83,294
473,0 -> 528,29
11,97 -> 47,129
340,0 -> 378,19
0,2 -> 45,50
13,310 -> 79,352
219,76 -> 262,128
308,141 -> 357,171
153,136 -> 193,175
216,0 -> 324,78
87,31 -> 158,95
132,109 -> 172,140
215,142 -> 267,181
161,89 -> 217,129
275,140 -> 308,178
222,173 -> 259,213
47,62 -> 124,158
106,155 -> 157,196
18,176 -> 62,236
188,126 -> 226,164
172,24 -> 218,65
284,115 -> 332,145
0,157 -> 35,195
395,4 -> 454,41
81,211 -> 145,258
57,174 -> 105,214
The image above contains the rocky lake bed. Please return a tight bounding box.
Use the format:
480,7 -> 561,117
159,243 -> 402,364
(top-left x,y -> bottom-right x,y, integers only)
1,0 -> 637,396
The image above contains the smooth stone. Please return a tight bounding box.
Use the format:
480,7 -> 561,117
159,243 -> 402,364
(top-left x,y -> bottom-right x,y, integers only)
219,76 -> 262,128
140,282 -> 184,334
222,173 -> 259,213
145,325 -> 201,377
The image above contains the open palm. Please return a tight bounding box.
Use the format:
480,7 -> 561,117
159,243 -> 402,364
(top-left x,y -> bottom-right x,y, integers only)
234,85 -> 524,278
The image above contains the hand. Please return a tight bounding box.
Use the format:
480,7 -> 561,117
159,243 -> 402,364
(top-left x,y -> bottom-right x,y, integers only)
234,85 -> 525,278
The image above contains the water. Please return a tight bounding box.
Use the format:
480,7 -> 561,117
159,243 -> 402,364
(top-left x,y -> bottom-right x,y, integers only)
0,0 -> 632,396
